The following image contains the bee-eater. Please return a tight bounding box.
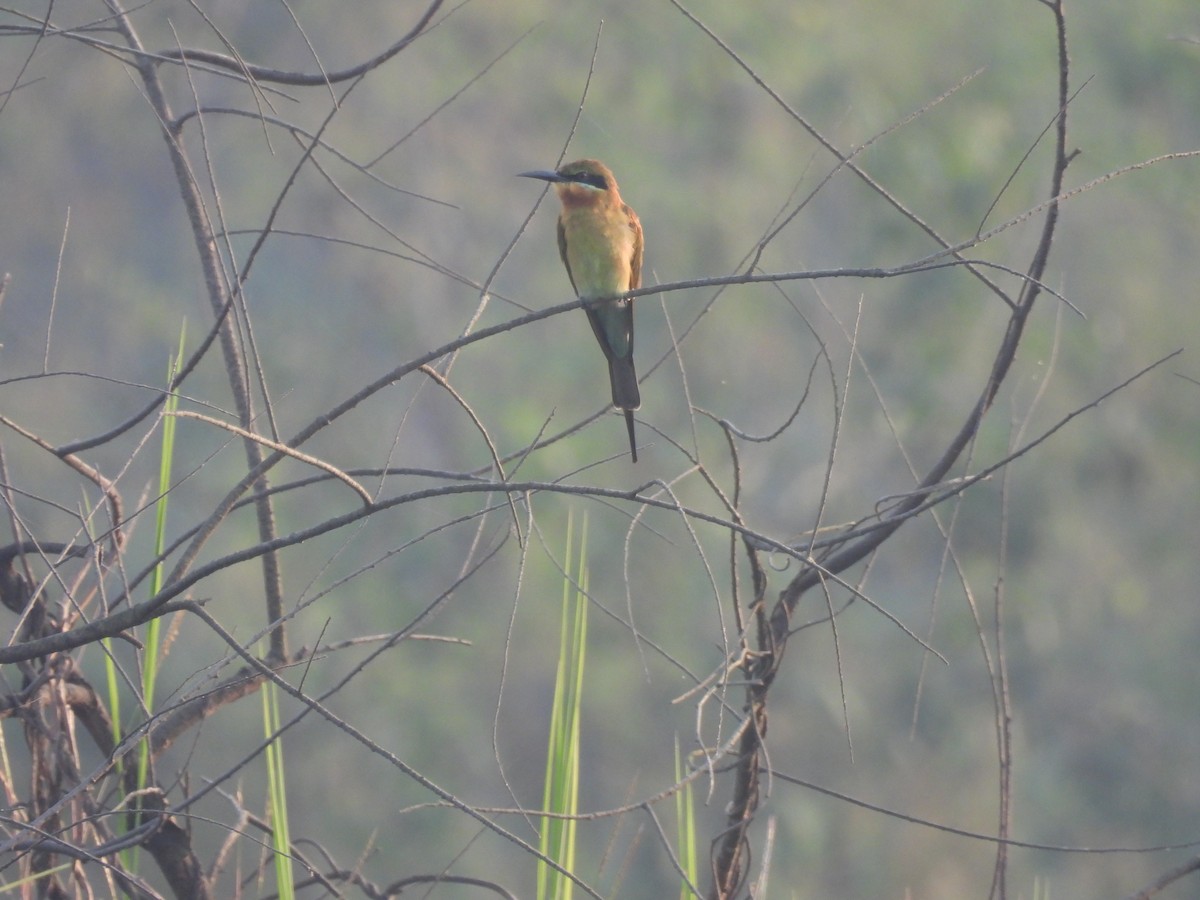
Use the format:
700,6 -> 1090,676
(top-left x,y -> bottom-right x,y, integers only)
518,159 -> 643,462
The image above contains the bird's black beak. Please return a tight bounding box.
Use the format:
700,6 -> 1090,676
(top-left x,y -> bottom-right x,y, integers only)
517,169 -> 565,183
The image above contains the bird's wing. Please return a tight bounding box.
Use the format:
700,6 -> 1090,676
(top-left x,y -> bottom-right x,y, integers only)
556,216 -> 579,296
625,203 -> 643,290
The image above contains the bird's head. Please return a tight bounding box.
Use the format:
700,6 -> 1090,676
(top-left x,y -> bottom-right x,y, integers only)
517,159 -> 620,207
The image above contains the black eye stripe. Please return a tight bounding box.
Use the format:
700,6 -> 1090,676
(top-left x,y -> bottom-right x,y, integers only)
564,172 -> 607,190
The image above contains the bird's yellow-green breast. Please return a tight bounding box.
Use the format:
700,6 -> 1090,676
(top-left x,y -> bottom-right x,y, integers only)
558,203 -> 639,299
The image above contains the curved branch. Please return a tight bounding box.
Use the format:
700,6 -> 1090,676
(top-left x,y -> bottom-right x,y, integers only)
153,0 -> 446,86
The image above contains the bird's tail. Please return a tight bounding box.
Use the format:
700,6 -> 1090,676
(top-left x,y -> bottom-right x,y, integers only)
608,357 -> 640,462
608,357 -> 641,411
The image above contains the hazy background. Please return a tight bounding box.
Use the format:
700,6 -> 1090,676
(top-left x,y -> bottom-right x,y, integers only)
1,1 -> 1198,896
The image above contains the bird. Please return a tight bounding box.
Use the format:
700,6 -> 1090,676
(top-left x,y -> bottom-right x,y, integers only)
518,159 -> 643,462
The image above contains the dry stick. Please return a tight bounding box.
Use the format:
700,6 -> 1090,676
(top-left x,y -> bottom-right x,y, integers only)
168,411 -> 372,506
693,0 -> 1079,892
1,332 -> 1175,668
108,0 -> 289,664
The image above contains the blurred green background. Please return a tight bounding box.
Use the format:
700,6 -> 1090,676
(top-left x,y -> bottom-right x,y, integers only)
1,0 -> 1198,897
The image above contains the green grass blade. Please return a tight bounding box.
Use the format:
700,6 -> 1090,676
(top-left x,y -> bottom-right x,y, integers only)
674,737 -> 698,899
538,512 -> 589,900
263,679 -> 295,900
